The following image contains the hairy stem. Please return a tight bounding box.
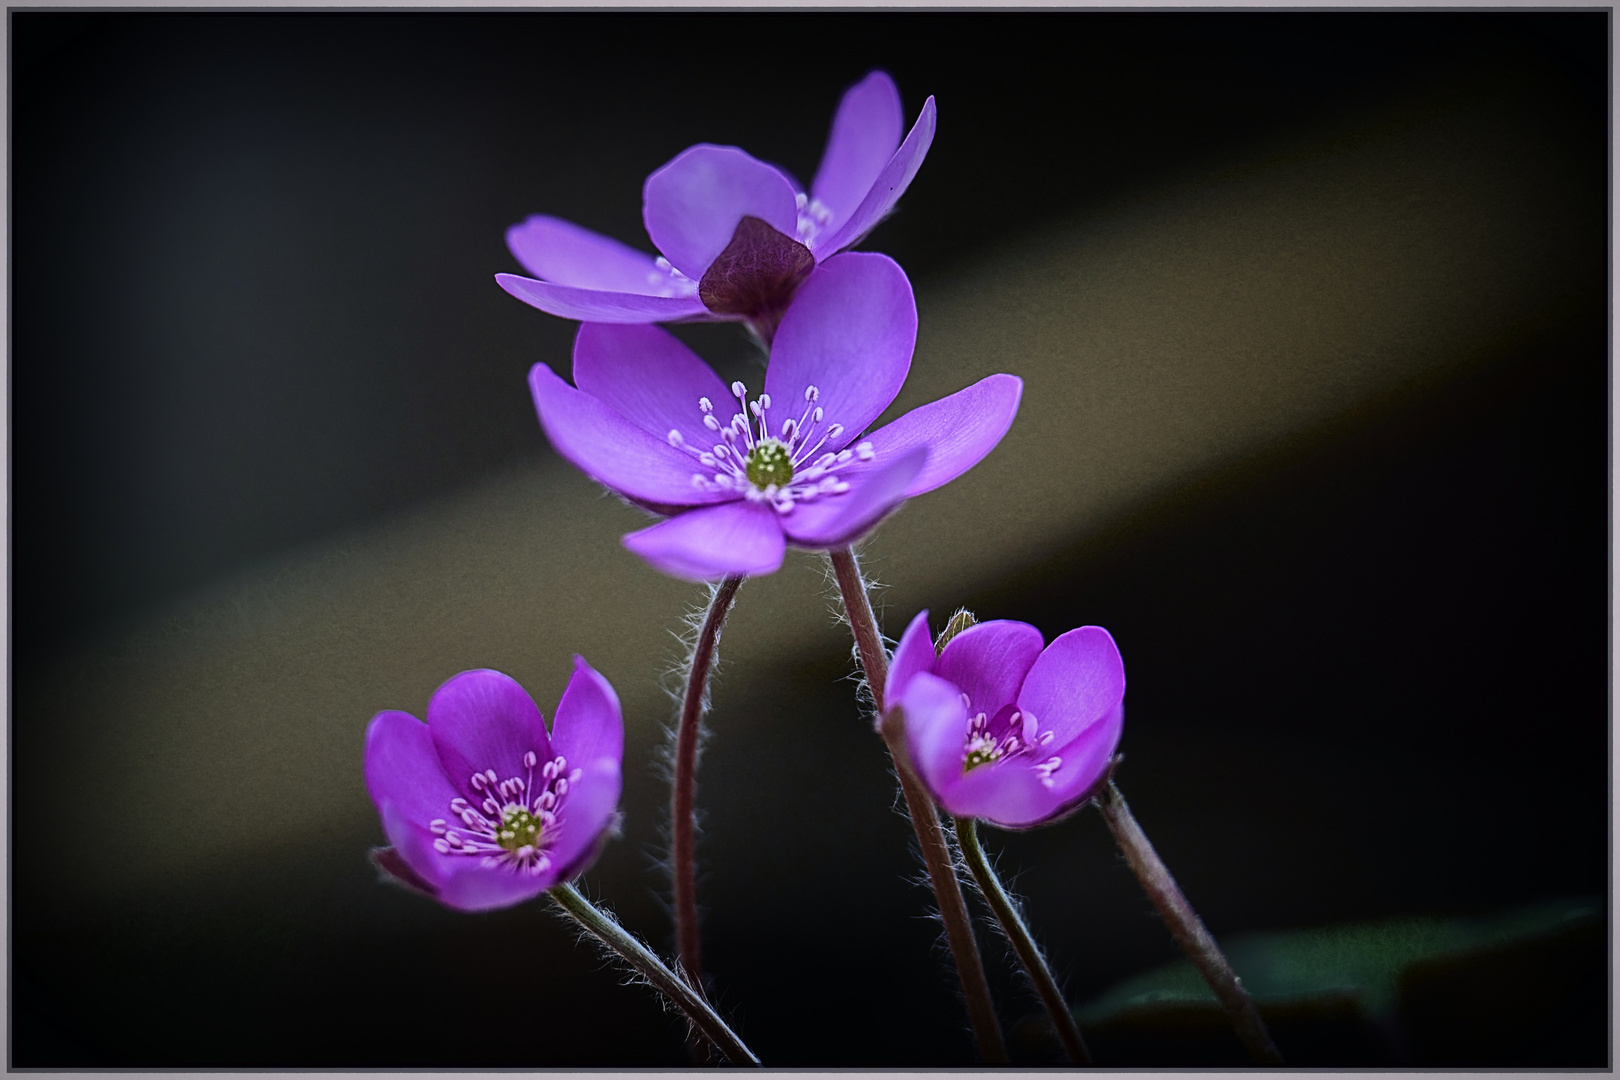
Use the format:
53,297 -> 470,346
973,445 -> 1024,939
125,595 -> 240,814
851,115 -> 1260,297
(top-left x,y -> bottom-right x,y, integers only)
549,882 -> 760,1066
672,575 -> 745,1003
827,546 -> 1008,1064
1096,781 -> 1283,1065
955,816 -> 1093,1065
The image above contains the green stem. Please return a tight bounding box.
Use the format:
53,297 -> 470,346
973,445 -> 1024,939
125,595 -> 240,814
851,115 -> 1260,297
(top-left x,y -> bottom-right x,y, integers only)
955,816 -> 1093,1065
827,546 -> 1008,1064
549,882 -> 760,1066
1095,781 -> 1283,1065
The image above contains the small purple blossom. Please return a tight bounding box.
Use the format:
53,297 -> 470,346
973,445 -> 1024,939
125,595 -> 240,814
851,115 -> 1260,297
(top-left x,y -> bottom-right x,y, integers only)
528,253 -> 1022,581
886,612 -> 1125,830
497,71 -> 936,338
364,661 -> 624,912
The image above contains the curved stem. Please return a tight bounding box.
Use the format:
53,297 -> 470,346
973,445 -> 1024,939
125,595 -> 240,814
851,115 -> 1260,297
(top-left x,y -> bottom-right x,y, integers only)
827,546 -> 1008,1064
1096,781 -> 1283,1065
955,816 -> 1093,1065
549,882 -> 760,1066
672,575 -> 745,1003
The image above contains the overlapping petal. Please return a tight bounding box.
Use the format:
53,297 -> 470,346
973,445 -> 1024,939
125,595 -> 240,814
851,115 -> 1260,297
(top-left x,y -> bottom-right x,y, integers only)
529,362 -> 725,509
811,71 -> 904,238
899,670 -> 973,801
765,253 -> 915,440
507,215 -> 673,293
862,374 -> 1023,497
816,95 -> 937,256
540,759 -> 622,881
621,500 -> 787,582
437,857 -> 557,912
1016,626 -> 1126,749
573,323 -> 734,449
643,145 -> 802,280
778,445 -> 926,548
548,656 -> 625,774
428,669 -> 551,802
496,273 -> 709,324
937,620 -> 1045,724
364,710 -> 464,828
885,608 -> 937,707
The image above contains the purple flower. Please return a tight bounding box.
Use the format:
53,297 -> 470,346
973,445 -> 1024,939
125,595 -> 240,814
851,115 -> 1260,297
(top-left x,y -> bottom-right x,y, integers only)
364,661 -> 624,912
496,70 -> 936,339
527,252 -> 1022,581
886,612 -> 1125,830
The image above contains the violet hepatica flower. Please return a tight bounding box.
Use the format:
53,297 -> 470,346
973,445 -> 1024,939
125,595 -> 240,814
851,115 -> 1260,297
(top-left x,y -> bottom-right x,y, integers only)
886,611 -> 1125,830
364,662 -> 623,912
497,70 -> 936,338
528,252 -> 1021,581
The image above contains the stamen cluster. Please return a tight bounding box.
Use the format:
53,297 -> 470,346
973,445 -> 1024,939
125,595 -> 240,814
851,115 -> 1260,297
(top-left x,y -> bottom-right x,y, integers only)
430,750 -> 583,875
960,699 -> 1063,787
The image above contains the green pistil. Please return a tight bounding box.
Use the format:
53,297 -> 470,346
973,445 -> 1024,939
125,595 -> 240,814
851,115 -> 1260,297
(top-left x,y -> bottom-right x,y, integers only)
745,438 -> 794,488
963,747 -> 999,773
496,807 -> 543,852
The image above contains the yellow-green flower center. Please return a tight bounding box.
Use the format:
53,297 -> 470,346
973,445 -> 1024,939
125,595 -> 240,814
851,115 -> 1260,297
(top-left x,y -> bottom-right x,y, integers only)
496,806 -> 543,852
744,438 -> 795,488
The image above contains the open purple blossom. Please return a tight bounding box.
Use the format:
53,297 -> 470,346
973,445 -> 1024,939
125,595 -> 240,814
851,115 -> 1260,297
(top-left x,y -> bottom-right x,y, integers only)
364,661 -> 624,912
527,252 -> 1021,581
497,70 -> 937,340
886,612 -> 1125,830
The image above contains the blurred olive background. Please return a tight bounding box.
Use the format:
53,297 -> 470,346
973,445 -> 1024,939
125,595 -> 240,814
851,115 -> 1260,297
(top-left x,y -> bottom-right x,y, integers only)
11,11 -> 1607,1067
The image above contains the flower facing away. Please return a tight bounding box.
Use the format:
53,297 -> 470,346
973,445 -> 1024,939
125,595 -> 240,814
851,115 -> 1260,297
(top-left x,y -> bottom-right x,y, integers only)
364,662 -> 623,912
497,70 -> 937,339
527,252 -> 1022,581
885,611 -> 1125,830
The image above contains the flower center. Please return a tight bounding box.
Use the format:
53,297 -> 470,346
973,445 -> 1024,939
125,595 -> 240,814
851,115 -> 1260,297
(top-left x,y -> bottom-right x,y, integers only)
961,701 -> 1062,787
428,750 -> 582,875
496,806 -> 543,853
745,438 -> 794,488
666,380 -> 876,514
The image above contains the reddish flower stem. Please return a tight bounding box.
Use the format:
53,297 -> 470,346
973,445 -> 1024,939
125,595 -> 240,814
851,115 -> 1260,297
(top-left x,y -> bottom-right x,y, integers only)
1095,780 -> 1283,1065
672,575 -> 744,1012
955,816 -> 1093,1065
827,546 -> 1008,1064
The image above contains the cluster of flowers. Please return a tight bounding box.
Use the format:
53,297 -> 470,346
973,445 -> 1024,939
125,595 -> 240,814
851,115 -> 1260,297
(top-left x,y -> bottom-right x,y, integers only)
363,71 -> 1269,1067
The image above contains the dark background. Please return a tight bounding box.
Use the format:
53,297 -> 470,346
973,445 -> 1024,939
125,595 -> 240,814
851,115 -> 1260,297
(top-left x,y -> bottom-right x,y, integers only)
10,11 -> 1609,1067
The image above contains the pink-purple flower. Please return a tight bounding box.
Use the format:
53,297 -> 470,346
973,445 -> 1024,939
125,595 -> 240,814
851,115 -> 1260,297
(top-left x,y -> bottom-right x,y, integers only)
886,612 -> 1125,830
527,252 -> 1022,581
364,662 -> 624,912
496,71 -> 936,338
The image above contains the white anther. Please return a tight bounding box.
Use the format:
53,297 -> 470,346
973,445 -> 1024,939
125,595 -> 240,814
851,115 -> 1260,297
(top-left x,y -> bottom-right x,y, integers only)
1039,731 -> 1055,746
781,419 -> 795,439
555,778 -> 569,797
523,751 -> 537,768
569,768 -> 583,783
805,386 -> 820,401
760,393 -> 772,410
445,832 -> 464,848
512,777 -> 526,792
470,773 -> 485,790
433,839 -> 451,854
699,453 -> 716,467
816,452 -> 837,468
485,769 -> 498,784
827,424 -> 844,439
731,381 -> 747,399
836,449 -> 853,463
450,798 -> 469,812
750,400 -> 762,417
430,819 -> 447,835
813,407 -> 824,422
542,760 -> 557,779
699,397 -> 713,413
667,429 -> 685,447
483,798 -> 499,816
703,414 -> 721,431
857,442 -> 875,461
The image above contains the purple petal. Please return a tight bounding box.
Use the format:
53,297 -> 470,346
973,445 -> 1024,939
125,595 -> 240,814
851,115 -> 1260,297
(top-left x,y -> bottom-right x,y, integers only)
496,273 -> 711,324
364,710 -> 463,829
1016,626 -> 1126,750
379,798 -> 457,893
765,253 -> 916,442
642,145 -> 801,280
370,845 -> 440,899
778,444 -> 926,549
572,323 -> 734,449
506,214 -> 667,293
548,656 -> 624,775
863,374 -> 1023,497
938,758 -> 1074,830
427,669 -> 552,805
529,362 -> 726,508
811,71 -> 904,240
1038,702 -> 1124,812
898,670 -> 973,806
540,759 -> 622,882
937,620 -> 1045,724
621,500 -> 785,581
884,608 -> 935,708
815,95 -> 936,256
437,861 -> 556,913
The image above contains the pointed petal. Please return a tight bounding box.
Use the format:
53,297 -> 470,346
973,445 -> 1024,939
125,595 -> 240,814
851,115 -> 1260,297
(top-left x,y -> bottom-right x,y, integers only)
621,500 -> 785,581
815,95 -> 936,256
539,759 -> 622,882
642,144 -> 801,280
1016,626 -> 1126,749
765,253 -> 916,442
778,444 -> 925,549
884,608 -> 935,707
427,669 -> 552,804
364,710 -> 462,829
898,670 -> 972,807
437,862 -> 556,913
497,273 -> 711,324
548,656 -> 624,775
529,362 -> 725,508
864,374 -> 1023,497
505,214 -> 669,293
811,70 -> 904,239
572,323 -> 734,449
937,620 -> 1045,724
